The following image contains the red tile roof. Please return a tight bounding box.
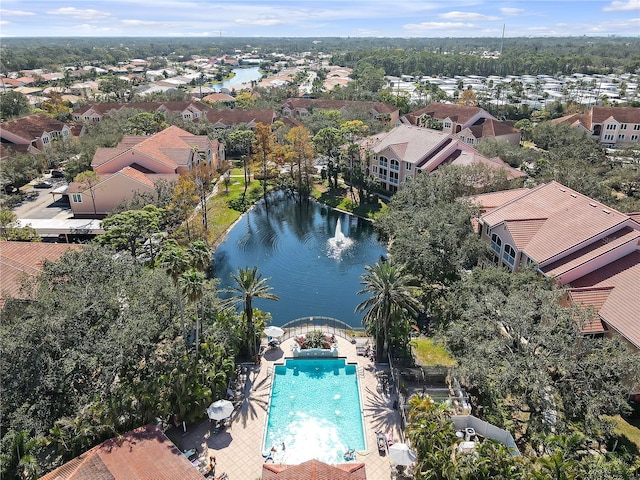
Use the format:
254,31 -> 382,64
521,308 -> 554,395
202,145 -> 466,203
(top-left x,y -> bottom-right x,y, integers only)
119,166 -> 155,187
406,102 -> 489,126
0,241 -> 81,308
262,460 -> 367,480
591,106 -> 640,125
40,424 -> 205,480
481,182 -> 631,264
568,287 -> 612,334
206,108 -> 276,126
468,188 -> 530,213
0,113 -> 69,142
570,250 -> 640,348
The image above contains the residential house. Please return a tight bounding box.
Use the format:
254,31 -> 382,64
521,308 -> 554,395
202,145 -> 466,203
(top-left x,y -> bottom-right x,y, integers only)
367,125 -> 524,193
553,106 -> 640,147
0,241 -> 82,311
472,182 -> 640,361
202,92 -> 237,106
402,102 -> 521,146
72,100 -> 212,124
0,113 -> 73,154
281,98 -> 399,127
68,125 -> 223,217
40,424 -> 205,480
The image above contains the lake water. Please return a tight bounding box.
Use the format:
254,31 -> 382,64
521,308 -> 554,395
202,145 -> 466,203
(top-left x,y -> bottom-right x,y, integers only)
214,66 -> 263,91
212,193 -> 387,327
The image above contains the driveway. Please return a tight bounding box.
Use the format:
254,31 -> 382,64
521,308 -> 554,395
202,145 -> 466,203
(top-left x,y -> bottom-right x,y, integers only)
13,178 -> 72,220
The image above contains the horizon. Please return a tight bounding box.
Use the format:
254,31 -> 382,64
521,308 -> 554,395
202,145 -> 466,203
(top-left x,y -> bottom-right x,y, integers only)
1,0 -> 639,39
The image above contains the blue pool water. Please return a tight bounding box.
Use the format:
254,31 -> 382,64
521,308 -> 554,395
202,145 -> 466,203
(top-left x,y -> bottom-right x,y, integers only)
263,358 -> 366,464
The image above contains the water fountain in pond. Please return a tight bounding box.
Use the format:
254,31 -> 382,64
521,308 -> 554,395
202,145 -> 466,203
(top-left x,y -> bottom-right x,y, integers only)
328,218 -> 353,258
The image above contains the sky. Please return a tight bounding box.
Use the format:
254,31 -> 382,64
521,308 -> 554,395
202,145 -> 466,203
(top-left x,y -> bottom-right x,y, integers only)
0,0 -> 639,38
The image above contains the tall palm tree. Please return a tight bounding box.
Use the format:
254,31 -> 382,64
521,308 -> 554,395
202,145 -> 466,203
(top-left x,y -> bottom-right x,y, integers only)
159,241 -> 190,343
187,240 -> 211,273
356,260 -> 420,363
181,268 -> 206,359
221,266 -> 279,359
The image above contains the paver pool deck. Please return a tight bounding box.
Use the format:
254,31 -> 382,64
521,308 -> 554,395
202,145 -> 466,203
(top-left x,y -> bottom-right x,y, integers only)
178,335 -> 403,480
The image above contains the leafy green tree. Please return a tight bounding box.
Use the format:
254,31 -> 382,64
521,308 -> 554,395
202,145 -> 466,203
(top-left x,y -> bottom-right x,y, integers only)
313,127 -> 344,189
0,430 -> 42,480
98,205 -> 164,261
356,260 -> 421,363
0,209 -> 39,241
125,111 -> 168,135
0,151 -> 43,189
158,239 -> 190,341
0,91 -> 30,120
284,125 -> 315,199
221,266 -> 279,359
253,122 -> 277,202
181,268 -> 207,359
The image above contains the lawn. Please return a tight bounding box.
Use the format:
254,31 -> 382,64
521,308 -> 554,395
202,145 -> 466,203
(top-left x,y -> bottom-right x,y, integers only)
606,414 -> 640,454
411,337 -> 456,367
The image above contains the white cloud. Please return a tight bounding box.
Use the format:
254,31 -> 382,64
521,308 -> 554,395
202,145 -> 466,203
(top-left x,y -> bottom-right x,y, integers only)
439,11 -> 500,22
235,16 -> 285,26
404,21 -> 475,31
121,19 -> 164,26
47,7 -> 112,20
0,20 -> 8,25
500,7 -> 523,16
0,9 -> 36,16
603,0 -> 640,11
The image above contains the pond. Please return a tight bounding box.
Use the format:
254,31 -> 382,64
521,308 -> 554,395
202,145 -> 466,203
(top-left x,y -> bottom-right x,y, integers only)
212,193 -> 387,328
214,66 -> 263,91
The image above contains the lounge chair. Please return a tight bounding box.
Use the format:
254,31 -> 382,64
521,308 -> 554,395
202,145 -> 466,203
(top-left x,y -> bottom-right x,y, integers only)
376,433 -> 387,455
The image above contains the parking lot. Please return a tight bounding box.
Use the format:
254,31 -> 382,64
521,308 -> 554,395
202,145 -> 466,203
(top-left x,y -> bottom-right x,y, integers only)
13,177 -> 72,221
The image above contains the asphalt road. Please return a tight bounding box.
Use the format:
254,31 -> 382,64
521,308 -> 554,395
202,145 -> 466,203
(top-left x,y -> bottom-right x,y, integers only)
13,178 -> 71,220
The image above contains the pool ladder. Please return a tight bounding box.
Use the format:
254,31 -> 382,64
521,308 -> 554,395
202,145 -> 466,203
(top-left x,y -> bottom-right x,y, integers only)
357,366 -> 364,378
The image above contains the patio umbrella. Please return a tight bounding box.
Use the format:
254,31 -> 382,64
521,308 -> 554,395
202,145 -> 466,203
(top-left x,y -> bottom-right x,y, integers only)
206,399 -> 234,421
388,443 -> 417,466
264,326 -> 284,338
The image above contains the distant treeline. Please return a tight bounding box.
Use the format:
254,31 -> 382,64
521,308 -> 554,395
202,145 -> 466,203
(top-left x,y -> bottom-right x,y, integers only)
1,36 -> 639,76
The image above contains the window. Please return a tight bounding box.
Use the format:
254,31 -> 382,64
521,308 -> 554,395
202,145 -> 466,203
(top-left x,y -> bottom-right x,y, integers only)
604,134 -> 614,141
42,136 -> 49,144
389,171 -> 399,185
379,156 -> 388,167
444,121 -> 451,129
405,162 -> 412,170
379,167 -> 387,181
485,224 -> 489,235
502,244 -> 516,267
372,166 -> 378,173
634,125 -> 640,131
63,130 -> 69,136
490,233 -> 502,256
467,138 -> 473,144
620,124 -> 627,130
632,135 -> 639,141
390,159 -> 399,171
606,123 -> 617,130
618,134 -> 625,140
72,193 -> 82,203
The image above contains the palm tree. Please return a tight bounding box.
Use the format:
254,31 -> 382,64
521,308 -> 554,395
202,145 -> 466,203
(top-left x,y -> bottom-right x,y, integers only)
187,240 -> 211,273
181,268 -> 206,359
159,240 -> 189,342
356,260 -> 420,363
1,430 -> 42,480
221,266 -> 279,359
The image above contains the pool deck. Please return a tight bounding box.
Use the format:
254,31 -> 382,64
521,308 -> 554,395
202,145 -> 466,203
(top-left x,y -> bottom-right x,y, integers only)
178,335 -> 403,480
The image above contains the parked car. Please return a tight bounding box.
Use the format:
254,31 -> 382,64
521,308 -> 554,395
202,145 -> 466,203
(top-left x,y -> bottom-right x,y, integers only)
50,170 -> 65,178
33,181 -> 53,189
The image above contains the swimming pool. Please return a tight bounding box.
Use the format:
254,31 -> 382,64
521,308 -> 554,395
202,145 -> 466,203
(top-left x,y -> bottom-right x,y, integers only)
263,358 -> 366,464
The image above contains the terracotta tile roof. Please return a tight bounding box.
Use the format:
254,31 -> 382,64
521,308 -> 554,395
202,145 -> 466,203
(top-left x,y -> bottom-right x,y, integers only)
504,218 -> 547,250
628,212 -> 640,225
206,108 -> 276,126
481,182 -> 631,264
570,250 -> 640,348
467,117 -> 519,138
541,226 -> 640,278
119,166 -> 155,187
262,460 -> 367,480
468,188 -> 530,213
370,125 -> 450,164
406,102 -> 489,125
74,101 -> 210,118
552,113 -> 592,130
0,113 -> 68,142
591,106 -> 640,125
0,241 -> 81,307
40,424 -> 205,480
202,93 -> 237,103
568,287 -> 612,334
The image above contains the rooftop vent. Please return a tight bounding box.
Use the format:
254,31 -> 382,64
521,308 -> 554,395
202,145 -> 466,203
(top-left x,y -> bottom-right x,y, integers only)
602,209 -> 610,214
589,203 -> 597,207
559,188 -> 566,192
570,194 -> 577,198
